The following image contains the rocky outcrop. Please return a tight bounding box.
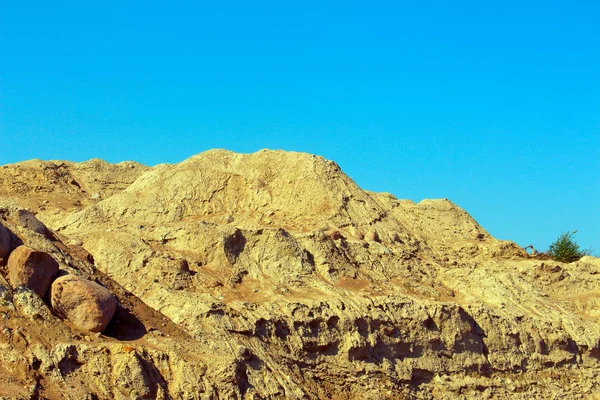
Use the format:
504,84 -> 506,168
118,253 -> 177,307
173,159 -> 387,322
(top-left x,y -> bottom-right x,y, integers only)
15,209 -> 49,235
7,245 -> 58,297
0,209 -> 210,399
50,275 -> 117,332
0,149 -> 599,399
0,222 -> 10,259
0,158 -> 148,225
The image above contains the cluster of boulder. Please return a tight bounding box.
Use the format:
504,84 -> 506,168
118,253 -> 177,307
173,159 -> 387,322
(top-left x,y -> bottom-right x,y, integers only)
1,224 -> 116,333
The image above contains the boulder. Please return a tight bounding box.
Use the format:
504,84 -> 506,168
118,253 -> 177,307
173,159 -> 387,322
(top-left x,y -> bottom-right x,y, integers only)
329,230 -> 342,240
16,209 -> 48,235
7,246 -> 58,297
67,244 -> 95,264
50,275 -> 116,332
366,230 -> 380,242
0,223 -> 10,259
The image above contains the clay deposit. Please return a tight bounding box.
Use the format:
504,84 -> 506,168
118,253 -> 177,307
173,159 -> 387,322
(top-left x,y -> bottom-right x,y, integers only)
0,149 -> 599,399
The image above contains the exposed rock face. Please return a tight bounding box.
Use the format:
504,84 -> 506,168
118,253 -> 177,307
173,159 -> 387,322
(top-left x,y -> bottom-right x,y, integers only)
0,149 -> 599,399
0,222 -> 10,259
7,245 -> 58,297
51,275 -> 117,332
15,209 -> 49,235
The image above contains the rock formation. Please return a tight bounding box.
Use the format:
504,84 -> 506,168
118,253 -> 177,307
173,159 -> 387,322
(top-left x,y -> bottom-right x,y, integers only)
0,149 -> 599,399
0,223 -> 10,259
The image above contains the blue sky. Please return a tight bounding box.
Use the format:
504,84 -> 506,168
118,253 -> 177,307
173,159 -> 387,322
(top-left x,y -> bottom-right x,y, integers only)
1,1 -> 598,252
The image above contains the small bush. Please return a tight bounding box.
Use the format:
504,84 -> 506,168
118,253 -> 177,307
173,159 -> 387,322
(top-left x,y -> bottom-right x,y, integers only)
547,231 -> 589,263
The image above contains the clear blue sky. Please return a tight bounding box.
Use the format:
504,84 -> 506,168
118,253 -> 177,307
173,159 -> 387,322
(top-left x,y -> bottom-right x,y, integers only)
1,1 -> 598,252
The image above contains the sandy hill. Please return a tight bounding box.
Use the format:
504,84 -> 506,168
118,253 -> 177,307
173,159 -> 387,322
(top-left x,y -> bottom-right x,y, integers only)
0,149 -> 599,399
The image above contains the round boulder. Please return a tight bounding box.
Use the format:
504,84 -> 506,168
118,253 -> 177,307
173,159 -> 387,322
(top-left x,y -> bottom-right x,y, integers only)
7,246 -> 58,297
0,223 -> 10,259
50,275 -> 116,332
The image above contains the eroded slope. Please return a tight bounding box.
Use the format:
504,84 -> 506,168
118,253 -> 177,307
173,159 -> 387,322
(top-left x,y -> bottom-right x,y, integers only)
1,149 -> 599,399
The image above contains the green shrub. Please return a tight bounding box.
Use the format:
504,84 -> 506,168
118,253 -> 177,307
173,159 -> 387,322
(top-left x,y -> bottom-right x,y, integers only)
547,231 -> 589,263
